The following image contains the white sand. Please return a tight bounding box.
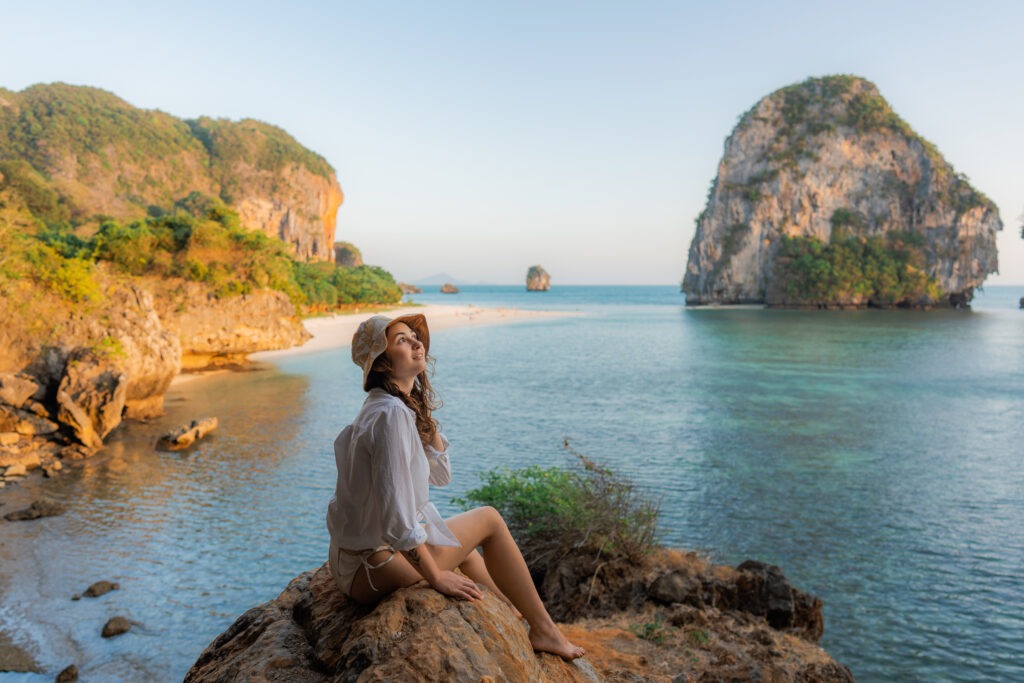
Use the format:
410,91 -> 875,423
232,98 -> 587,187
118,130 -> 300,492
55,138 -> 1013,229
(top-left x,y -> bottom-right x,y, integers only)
170,305 -> 577,386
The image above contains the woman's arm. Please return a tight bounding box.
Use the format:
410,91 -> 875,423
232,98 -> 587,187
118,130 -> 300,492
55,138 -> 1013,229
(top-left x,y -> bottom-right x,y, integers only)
400,543 -> 482,601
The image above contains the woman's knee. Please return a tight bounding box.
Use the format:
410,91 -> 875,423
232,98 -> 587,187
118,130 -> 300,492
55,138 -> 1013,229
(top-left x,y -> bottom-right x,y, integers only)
476,505 -> 508,532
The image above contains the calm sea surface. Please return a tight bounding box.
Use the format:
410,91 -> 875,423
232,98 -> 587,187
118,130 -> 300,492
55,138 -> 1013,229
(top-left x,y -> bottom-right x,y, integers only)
1,285 -> 1022,682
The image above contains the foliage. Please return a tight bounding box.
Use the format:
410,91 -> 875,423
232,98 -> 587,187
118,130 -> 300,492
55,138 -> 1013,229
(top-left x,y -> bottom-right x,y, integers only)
629,613 -> 675,645
0,159 -> 69,224
453,442 -> 660,571
772,232 -> 942,306
291,262 -> 402,309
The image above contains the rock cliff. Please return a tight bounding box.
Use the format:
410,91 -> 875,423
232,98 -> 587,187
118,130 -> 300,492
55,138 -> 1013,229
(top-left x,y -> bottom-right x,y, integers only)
185,550 -> 852,682
527,265 -> 552,291
682,75 -> 1002,307
0,83 -> 343,262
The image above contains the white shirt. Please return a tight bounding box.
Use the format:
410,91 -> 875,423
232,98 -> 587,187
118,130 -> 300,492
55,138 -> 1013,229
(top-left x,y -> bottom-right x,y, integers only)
326,388 -> 461,552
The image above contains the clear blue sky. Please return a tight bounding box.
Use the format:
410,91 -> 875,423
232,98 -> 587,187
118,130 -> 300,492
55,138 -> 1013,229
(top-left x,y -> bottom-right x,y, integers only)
2,0 -> 1022,284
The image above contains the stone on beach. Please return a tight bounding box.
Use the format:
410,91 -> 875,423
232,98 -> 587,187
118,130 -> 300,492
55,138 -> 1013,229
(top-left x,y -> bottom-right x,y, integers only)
156,417 -> 218,451
101,617 -> 132,638
55,664 -> 79,682
56,348 -> 128,449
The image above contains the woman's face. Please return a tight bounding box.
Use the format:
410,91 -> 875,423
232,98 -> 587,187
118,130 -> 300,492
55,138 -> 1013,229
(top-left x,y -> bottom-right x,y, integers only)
383,322 -> 426,383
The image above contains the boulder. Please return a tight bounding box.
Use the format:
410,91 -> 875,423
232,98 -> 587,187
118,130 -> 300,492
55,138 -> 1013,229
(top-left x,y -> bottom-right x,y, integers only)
83,580 -> 120,598
185,564 -> 597,683
0,405 -> 59,437
101,617 -> 131,638
0,373 -> 39,409
156,418 -> 218,451
56,348 -> 127,448
527,265 -> 551,291
56,664 -> 79,682
440,283 -> 460,294
3,499 -> 66,521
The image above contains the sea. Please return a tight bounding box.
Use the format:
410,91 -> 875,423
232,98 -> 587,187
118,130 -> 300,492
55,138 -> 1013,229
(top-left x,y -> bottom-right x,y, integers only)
0,285 -> 1021,682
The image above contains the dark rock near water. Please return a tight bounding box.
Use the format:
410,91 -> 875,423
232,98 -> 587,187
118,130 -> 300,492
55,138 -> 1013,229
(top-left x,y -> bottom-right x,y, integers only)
156,417 -> 218,451
101,617 -> 132,638
73,580 -> 119,600
55,663 -> 79,682
440,283 -> 460,294
3,499 -> 67,521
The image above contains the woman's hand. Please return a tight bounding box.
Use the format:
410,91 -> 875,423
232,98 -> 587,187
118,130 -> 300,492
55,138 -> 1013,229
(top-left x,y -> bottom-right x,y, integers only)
430,570 -> 483,601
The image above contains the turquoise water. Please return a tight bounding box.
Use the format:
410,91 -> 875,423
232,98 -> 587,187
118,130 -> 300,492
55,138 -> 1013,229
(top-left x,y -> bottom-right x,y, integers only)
0,286 -> 1021,681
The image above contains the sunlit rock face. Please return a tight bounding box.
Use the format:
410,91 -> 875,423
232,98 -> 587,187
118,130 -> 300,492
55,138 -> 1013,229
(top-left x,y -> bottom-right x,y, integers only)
683,75 -> 1001,308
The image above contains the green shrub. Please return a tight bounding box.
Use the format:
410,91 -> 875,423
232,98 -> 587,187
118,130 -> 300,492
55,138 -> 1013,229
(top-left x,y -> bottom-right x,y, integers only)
454,443 -> 660,570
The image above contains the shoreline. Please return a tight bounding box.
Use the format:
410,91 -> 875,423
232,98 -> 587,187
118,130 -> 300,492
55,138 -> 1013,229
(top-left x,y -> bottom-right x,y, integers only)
170,304 -> 578,386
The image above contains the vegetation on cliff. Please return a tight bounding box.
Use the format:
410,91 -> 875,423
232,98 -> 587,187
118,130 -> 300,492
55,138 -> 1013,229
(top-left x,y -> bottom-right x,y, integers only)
0,83 -> 400,310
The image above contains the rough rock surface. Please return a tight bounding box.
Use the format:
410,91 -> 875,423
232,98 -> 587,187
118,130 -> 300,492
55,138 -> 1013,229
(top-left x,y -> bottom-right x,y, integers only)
683,75 -> 1002,307
333,241 -> 364,267
185,564 -> 598,683
100,617 -> 131,638
156,417 -> 218,451
151,280 -> 310,370
3,498 -> 66,521
187,551 -> 851,682
528,265 -> 552,291
55,349 -> 127,449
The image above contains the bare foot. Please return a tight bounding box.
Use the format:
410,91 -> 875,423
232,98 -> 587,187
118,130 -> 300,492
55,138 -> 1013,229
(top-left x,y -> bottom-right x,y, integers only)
528,623 -> 585,660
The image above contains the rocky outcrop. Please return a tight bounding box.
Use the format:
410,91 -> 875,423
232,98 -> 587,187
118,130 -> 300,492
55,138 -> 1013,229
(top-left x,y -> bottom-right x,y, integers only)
683,75 -> 1002,308
186,550 -> 851,682
527,265 -> 552,291
55,348 -> 126,449
149,280 -> 310,370
333,241 -> 364,267
441,283 -> 460,294
185,564 -> 597,683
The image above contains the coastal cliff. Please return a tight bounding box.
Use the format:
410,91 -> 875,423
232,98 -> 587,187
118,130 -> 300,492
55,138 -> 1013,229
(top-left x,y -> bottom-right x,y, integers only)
682,75 -> 1002,308
0,83 -> 342,261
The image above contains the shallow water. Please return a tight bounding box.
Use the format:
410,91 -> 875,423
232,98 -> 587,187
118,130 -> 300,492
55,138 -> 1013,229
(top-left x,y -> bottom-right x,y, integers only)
1,286 -> 1022,682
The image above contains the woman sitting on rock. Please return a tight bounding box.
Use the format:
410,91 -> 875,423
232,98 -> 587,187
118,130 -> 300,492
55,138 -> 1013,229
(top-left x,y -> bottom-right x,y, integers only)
326,314 -> 584,661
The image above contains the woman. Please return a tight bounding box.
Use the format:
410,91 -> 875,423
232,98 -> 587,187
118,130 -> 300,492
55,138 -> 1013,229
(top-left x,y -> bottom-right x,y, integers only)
326,313 -> 584,660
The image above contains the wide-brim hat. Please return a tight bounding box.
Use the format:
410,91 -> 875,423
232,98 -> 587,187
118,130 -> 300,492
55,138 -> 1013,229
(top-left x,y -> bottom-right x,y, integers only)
351,313 -> 430,390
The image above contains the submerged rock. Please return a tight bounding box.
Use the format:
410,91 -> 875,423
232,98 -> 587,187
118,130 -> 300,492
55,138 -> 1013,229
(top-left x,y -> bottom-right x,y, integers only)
3,499 -> 66,521
101,617 -> 131,638
683,75 -> 1001,308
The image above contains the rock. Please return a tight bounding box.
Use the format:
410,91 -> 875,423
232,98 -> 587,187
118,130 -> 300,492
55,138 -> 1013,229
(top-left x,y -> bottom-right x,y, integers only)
101,617 -> 132,638
0,405 -> 59,437
55,663 -> 79,682
0,433 -> 18,447
82,580 -> 119,598
683,75 -> 1001,308
151,281 -> 311,370
0,373 -> 39,409
398,282 -> 422,294
56,348 -> 127,448
333,241 -> 364,267
3,464 -> 27,478
440,283 -> 460,294
3,499 -> 66,521
647,570 -> 703,606
59,444 -> 96,460
1019,297 -> 1023,309
156,417 -> 218,451
185,564 -> 597,683
527,265 -> 552,291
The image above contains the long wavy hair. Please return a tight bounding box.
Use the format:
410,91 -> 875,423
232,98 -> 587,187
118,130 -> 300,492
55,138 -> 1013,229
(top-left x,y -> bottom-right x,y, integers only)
366,353 -> 441,447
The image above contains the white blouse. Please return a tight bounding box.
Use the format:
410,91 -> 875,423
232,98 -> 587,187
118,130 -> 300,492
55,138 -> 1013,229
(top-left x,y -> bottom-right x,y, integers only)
326,388 -> 461,552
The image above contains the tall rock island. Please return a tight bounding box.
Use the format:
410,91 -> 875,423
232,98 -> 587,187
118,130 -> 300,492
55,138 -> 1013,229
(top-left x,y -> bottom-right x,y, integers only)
527,265 -> 551,291
682,75 -> 1002,308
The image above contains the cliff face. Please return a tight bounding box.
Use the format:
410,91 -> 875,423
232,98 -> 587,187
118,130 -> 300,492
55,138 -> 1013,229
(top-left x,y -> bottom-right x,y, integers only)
682,75 -> 1002,307
0,83 -> 342,261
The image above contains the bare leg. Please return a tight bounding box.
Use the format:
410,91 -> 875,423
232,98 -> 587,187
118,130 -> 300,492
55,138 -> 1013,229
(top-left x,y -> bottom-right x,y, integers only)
459,549 -> 523,618
431,507 -> 584,660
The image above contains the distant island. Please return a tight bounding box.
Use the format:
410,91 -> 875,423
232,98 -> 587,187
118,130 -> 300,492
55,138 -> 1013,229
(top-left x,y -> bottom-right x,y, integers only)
526,265 -> 551,291
682,75 -> 1002,309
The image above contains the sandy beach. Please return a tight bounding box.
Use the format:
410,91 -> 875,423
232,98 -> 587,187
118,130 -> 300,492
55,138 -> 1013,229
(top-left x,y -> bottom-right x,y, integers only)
170,304 -> 575,386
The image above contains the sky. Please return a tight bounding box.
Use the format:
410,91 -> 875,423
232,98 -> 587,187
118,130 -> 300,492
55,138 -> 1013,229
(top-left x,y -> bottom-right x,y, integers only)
1,0 -> 1022,285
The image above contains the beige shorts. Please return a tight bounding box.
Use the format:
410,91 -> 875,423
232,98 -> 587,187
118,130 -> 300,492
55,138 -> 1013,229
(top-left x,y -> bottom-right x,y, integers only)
328,543 -> 396,596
